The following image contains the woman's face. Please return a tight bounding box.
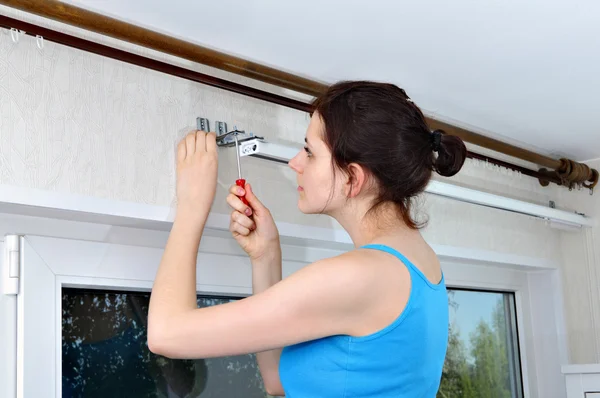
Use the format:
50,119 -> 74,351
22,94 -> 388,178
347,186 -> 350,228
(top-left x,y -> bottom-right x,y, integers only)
288,113 -> 347,215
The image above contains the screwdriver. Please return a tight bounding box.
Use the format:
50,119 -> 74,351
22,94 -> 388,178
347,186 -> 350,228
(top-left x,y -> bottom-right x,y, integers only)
233,132 -> 249,206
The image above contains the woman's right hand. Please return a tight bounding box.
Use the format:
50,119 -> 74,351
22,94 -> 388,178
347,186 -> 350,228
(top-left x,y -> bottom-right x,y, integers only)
226,183 -> 281,261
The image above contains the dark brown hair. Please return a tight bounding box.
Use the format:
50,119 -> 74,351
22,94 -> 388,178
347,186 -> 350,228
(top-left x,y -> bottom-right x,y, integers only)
312,80 -> 467,229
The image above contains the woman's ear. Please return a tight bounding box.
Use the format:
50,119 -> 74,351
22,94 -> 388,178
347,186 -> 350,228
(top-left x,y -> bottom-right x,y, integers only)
346,163 -> 368,198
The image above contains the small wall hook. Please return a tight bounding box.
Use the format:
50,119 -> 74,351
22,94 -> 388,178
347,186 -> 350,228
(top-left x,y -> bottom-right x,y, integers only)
36,35 -> 44,50
10,28 -> 19,43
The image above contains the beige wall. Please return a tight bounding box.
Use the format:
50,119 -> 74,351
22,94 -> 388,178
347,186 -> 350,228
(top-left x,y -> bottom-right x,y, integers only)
557,158 -> 600,363
0,5 -> 569,260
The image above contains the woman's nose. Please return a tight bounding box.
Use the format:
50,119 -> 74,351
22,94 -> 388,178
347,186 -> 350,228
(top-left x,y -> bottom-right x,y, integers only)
288,151 -> 303,173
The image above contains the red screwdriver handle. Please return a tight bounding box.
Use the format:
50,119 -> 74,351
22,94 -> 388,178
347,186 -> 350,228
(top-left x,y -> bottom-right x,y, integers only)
236,179 -> 249,206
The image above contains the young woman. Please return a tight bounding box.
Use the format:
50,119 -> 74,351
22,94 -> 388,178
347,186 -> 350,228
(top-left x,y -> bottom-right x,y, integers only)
148,81 -> 467,397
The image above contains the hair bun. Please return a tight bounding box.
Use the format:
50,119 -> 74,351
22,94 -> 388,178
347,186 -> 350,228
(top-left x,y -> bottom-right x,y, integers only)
433,130 -> 467,177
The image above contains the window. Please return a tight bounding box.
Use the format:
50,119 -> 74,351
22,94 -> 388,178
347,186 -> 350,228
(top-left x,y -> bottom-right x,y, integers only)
438,289 -> 523,398
62,289 -> 267,398
63,287 -> 523,398
12,235 -> 562,398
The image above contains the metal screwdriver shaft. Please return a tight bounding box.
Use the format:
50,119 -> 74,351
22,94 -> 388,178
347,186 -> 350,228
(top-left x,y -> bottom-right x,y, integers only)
234,132 -> 249,206
234,132 -> 242,180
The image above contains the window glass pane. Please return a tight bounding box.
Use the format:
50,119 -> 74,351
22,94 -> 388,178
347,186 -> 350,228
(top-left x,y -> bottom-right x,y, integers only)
438,289 -> 523,398
62,289 -> 266,398
63,288 -> 523,398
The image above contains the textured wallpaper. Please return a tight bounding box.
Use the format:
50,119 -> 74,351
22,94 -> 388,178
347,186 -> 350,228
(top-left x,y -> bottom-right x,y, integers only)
558,160 -> 600,364
0,10 -> 564,260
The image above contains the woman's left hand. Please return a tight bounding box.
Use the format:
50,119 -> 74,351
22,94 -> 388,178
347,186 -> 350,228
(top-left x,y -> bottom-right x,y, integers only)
175,130 -> 218,223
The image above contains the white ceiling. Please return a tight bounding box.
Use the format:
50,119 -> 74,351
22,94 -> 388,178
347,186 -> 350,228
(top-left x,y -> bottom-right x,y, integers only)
71,0 -> 600,162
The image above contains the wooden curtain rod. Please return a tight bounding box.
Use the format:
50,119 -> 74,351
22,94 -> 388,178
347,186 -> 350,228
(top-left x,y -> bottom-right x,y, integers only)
1,2 -> 596,190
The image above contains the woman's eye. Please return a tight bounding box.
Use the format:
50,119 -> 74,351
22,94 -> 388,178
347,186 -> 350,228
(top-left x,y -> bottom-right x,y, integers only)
304,146 -> 312,157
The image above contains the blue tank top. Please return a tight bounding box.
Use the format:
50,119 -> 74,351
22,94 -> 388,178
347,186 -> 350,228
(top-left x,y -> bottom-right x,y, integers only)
279,244 -> 449,397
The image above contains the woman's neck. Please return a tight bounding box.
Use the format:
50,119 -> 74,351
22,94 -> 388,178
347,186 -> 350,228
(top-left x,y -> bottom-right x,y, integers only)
331,202 -> 418,248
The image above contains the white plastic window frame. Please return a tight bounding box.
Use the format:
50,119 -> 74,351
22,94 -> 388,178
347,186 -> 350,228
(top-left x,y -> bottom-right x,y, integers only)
1,237 -> 18,398
6,230 -> 566,398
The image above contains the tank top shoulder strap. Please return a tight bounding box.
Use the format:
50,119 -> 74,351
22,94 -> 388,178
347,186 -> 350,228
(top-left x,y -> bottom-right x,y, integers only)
360,244 -> 444,289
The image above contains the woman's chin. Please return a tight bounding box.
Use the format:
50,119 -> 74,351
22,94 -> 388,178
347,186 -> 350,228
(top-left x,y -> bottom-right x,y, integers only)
297,201 -> 324,215
297,198 -> 314,215
297,199 -> 308,214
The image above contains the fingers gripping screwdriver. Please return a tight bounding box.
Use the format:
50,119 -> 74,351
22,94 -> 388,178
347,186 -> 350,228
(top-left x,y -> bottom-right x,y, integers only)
234,132 -> 249,206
